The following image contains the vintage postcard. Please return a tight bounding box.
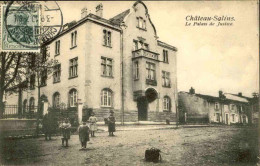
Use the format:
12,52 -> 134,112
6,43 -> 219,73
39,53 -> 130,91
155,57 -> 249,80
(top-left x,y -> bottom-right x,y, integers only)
0,1 -> 259,165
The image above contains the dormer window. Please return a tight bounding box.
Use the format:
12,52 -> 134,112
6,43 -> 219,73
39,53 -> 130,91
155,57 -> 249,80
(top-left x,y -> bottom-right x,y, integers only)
137,17 -> 146,30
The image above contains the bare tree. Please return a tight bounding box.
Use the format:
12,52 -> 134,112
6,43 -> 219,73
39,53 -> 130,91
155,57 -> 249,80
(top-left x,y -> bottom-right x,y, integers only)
0,51 -> 28,118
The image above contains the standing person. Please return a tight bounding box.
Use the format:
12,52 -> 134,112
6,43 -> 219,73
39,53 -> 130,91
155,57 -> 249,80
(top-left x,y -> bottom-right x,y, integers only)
78,121 -> 90,149
89,112 -> 97,137
42,113 -> 51,140
107,110 -> 116,136
60,118 -> 71,147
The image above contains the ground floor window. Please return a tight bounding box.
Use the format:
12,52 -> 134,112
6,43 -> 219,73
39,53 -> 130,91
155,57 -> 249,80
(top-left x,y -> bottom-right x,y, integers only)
215,113 -> 220,122
101,89 -> 112,107
231,114 -> 235,122
69,89 -> 78,107
53,92 -> 60,108
163,96 -> 171,111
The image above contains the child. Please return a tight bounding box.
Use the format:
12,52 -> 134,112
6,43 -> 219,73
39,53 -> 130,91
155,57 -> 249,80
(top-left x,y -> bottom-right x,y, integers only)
89,112 -> 97,137
78,121 -> 90,149
60,118 -> 71,147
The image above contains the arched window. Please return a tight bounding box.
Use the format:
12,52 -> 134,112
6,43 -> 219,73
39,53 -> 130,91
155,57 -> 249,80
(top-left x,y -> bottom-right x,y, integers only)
23,99 -> 27,113
163,96 -> 171,111
101,89 -> 112,107
69,89 -> 78,107
29,97 -> 35,111
53,92 -> 60,108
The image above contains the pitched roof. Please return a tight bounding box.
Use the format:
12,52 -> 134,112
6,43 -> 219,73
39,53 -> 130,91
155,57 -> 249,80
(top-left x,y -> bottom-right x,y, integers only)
109,9 -> 130,25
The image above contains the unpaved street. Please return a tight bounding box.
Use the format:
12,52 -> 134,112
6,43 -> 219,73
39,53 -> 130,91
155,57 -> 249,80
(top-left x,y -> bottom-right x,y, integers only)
0,126 -> 258,166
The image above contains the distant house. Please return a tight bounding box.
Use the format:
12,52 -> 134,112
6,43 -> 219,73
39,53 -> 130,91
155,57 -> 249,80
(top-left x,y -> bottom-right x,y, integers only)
178,87 -> 255,125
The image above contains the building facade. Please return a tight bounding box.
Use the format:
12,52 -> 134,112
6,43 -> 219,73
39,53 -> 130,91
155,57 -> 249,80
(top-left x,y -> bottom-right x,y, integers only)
179,88 -> 251,125
10,2 -> 178,123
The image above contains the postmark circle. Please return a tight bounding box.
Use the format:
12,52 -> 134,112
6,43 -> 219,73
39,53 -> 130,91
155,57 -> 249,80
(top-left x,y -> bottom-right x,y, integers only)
3,1 -> 63,49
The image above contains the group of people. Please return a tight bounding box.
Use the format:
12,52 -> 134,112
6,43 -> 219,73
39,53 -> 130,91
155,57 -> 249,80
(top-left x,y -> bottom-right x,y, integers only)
54,110 -> 116,149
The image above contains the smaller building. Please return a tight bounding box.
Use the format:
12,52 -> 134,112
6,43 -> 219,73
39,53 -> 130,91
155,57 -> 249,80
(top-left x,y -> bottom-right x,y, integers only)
178,87 -> 254,125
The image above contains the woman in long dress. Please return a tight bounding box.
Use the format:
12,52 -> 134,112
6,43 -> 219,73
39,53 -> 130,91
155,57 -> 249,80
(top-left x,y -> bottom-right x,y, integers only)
89,112 -> 98,137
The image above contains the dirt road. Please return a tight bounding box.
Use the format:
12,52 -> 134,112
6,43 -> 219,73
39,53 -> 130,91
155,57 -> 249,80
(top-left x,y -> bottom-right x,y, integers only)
0,126 -> 258,166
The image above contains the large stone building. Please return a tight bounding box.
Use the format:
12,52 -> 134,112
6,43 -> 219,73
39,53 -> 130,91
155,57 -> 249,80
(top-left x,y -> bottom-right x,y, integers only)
178,87 -> 254,125
8,1 -> 178,123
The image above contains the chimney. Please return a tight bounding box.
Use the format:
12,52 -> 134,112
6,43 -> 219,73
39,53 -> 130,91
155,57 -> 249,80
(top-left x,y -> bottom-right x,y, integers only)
96,3 -> 103,17
189,87 -> 195,94
238,92 -> 242,97
81,7 -> 88,18
219,90 -> 223,98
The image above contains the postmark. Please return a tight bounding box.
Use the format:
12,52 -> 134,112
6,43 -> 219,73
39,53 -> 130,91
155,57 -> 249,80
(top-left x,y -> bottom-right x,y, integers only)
1,1 -> 63,51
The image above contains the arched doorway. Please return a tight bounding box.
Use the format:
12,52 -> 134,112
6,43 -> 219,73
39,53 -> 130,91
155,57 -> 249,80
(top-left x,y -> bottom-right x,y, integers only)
137,88 -> 158,121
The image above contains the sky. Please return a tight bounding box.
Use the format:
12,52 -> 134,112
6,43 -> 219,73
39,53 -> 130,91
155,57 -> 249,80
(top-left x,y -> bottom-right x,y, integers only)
57,1 -> 259,97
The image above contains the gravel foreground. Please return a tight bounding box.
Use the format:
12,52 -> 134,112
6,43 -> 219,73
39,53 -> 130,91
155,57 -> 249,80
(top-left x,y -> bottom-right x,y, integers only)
0,126 -> 258,166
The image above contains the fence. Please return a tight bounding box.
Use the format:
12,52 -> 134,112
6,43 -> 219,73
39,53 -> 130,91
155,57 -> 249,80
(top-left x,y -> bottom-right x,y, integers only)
3,105 -> 38,119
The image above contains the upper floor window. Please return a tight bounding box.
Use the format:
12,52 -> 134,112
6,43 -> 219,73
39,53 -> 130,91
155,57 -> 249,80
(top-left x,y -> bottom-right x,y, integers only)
103,30 -> 111,47
162,71 -> 170,87
53,92 -> 60,108
134,61 -> 139,80
69,57 -> 78,78
53,64 -> 61,83
133,40 -> 138,50
101,89 -> 112,107
146,62 -> 156,80
69,89 -> 78,107
163,96 -> 171,111
163,49 -> 169,63
230,104 -> 235,110
215,102 -> 219,110
71,31 -> 77,48
101,57 -> 113,77
29,74 -> 35,89
137,17 -> 146,30
55,40 -> 60,55
40,69 -> 47,86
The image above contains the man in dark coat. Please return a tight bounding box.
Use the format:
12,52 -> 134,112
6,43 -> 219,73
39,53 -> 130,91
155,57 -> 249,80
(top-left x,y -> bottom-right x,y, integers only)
107,110 -> 116,136
78,121 -> 90,149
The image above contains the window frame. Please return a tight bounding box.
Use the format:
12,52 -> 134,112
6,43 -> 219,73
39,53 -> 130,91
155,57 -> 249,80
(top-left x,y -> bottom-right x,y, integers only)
101,89 -> 113,107
163,96 -> 171,111
163,49 -> 169,63
69,89 -> 78,107
69,57 -> 78,79
134,61 -> 139,80
55,40 -> 60,55
215,102 -> 220,110
146,62 -> 156,80
53,64 -> 61,83
162,71 -> 171,88
71,31 -> 77,49
103,29 -> 112,47
101,57 -> 113,77
53,92 -> 60,108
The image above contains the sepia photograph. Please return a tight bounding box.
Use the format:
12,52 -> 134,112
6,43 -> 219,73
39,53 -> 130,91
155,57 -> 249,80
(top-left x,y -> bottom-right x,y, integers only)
0,0 -> 259,165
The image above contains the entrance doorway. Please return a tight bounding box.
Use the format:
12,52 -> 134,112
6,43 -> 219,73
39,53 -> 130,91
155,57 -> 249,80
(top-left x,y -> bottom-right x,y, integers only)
137,97 -> 148,121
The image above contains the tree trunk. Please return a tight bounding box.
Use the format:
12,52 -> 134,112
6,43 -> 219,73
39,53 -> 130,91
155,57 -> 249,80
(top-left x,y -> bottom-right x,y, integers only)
0,90 -> 4,119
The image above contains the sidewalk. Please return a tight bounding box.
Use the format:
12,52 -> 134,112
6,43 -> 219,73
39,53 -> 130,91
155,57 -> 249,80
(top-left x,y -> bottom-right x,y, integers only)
96,124 -> 177,132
